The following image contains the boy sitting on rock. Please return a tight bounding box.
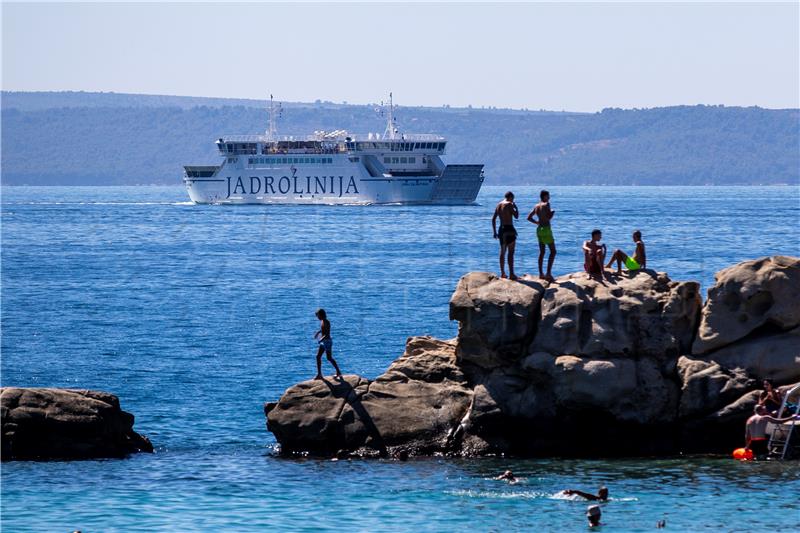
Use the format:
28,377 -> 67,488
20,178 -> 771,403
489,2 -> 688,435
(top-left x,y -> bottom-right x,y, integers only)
583,229 -> 606,280
606,229 -> 647,274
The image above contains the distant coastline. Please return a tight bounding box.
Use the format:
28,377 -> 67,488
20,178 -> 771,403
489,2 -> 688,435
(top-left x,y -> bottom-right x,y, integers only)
2,91 -> 798,187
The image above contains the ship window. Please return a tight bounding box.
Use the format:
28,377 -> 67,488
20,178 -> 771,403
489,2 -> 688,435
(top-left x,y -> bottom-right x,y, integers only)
414,143 -> 420,149
392,157 -> 399,164
349,156 -> 360,162
400,157 -> 407,164
327,158 -> 332,164
438,142 -> 445,150
384,157 -> 390,164
409,157 -> 416,163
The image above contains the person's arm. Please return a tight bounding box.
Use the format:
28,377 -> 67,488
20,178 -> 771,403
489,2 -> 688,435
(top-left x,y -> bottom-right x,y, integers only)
512,202 -> 519,219
492,206 -> 499,238
527,207 -> 539,225
564,489 -> 599,500
582,241 -> 592,253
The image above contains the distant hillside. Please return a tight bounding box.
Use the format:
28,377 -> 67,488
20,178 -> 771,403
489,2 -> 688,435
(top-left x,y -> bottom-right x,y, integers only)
1,91 -> 798,185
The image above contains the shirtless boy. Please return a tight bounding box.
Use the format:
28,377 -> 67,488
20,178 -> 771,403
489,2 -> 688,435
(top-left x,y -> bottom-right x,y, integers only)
527,190 -> 556,281
583,229 -> 606,280
314,308 -> 342,380
745,404 -> 798,457
492,191 -> 519,280
606,230 -> 646,274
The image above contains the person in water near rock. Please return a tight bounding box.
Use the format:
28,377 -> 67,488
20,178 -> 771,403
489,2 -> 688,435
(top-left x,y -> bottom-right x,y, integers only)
606,230 -> 646,274
492,191 -> 519,280
495,470 -> 519,483
745,404 -> 798,457
563,486 -> 609,501
586,505 -> 603,527
758,379 -> 784,415
313,308 -> 342,380
527,189 -> 557,281
583,229 -> 607,280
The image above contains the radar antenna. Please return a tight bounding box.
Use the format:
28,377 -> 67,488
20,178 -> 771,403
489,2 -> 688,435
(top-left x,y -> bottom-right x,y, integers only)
266,94 -> 283,141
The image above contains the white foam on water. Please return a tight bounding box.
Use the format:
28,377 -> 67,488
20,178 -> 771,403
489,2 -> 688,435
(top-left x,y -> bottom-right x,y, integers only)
445,489 -> 551,500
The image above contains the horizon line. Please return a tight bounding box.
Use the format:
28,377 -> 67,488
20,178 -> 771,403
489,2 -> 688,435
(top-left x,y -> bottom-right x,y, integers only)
3,89 -> 798,114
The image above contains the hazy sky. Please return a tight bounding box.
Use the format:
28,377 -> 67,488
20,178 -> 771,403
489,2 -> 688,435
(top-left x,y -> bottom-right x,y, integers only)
2,2 -> 798,111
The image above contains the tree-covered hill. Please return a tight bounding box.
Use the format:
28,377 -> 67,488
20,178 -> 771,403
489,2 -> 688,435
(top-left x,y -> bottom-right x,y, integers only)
1,91 -> 797,185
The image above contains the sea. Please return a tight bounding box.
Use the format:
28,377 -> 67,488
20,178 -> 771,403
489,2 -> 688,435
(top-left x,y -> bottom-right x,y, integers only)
2,185 -> 799,532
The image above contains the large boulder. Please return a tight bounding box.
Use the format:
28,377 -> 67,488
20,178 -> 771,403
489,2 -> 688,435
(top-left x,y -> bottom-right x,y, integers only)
266,337 -> 472,456
1,388 -> 153,460
450,272 -> 547,367
549,355 -> 679,424
702,326 -> 800,384
531,270 -> 701,358
693,256 -> 800,354
676,356 -> 754,418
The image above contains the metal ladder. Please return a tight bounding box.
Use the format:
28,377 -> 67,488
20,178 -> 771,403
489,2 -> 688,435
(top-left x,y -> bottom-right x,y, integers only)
768,383 -> 800,459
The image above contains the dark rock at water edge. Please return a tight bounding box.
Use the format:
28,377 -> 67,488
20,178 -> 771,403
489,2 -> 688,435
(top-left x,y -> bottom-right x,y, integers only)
265,256 -> 800,458
1,387 -> 153,460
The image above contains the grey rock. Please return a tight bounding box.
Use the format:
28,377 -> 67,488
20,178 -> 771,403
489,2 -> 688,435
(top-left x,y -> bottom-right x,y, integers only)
693,256 -> 800,354
531,270 -> 701,358
1,387 -> 153,460
449,272 -> 547,367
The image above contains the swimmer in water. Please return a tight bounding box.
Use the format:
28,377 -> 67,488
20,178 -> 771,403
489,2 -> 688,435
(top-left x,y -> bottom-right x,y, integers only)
586,505 -> 603,527
563,486 -> 609,501
494,470 -> 519,484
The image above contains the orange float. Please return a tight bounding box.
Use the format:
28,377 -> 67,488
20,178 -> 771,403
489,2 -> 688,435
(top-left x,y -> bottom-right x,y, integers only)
732,447 -> 754,460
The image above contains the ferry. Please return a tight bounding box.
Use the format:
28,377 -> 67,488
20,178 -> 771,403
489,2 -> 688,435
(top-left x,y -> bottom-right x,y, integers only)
183,95 -> 484,204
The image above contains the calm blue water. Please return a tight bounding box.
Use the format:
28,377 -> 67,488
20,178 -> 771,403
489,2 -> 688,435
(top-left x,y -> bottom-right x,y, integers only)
2,185 -> 799,531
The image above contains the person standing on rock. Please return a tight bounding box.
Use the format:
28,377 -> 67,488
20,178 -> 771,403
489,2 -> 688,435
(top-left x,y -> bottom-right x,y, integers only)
314,308 -> 343,380
492,191 -> 519,280
527,189 -> 557,282
583,229 -> 606,280
605,230 -> 646,274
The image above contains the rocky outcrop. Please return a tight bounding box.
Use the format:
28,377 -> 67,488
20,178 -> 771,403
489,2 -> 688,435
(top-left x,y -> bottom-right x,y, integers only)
531,271 -> 700,358
1,388 -> 153,460
266,257 -> 800,457
449,272 -> 546,368
692,256 -> 800,354
266,337 -> 471,456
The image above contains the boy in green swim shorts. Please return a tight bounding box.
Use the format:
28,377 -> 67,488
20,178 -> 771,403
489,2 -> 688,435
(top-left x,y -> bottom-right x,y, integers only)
527,190 -> 556,281
606,230 -> 647,274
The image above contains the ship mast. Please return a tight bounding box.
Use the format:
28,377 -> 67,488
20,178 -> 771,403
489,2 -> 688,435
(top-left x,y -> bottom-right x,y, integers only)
266,94 -> 282,141
383,92 -> 398,140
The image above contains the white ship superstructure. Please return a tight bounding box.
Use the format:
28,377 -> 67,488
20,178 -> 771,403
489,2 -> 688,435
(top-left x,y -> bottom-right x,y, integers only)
183,95 -> 484,205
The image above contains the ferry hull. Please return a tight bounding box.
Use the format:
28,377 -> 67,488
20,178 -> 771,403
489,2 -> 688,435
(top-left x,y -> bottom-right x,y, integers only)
184,164 -> 483,205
